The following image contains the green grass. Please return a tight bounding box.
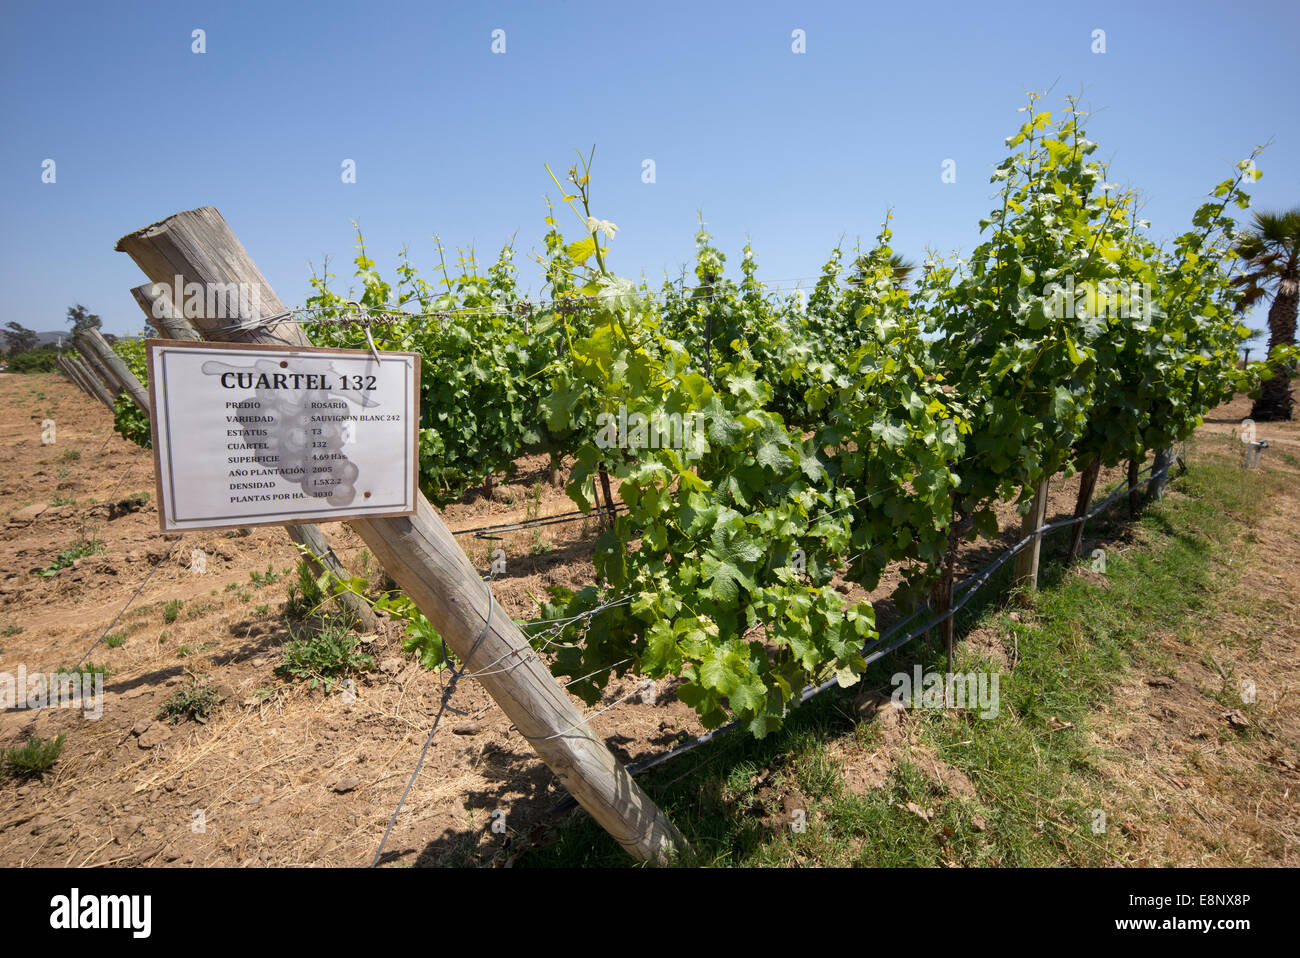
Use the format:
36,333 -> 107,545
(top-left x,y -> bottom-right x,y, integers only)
1,735 -> 65,781
249,563 -> 285,587
104,632 -> 126,649
516,455 -> 1270,868
162,599 -> 183,624
56,662 -> 111,684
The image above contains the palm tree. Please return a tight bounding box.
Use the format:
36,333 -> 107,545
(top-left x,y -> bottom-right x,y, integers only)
1233,208 -> 1300,421
847,253 -> 916,289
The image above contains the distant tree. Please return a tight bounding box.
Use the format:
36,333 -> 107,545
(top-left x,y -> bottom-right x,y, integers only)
847,252 -> 915,289
1233,208 -> 1300,421
2,321 -> 37,357
66,303 -> 103,334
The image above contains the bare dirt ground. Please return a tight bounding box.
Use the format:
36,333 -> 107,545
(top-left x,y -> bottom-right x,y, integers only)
0,371 -> 1294,866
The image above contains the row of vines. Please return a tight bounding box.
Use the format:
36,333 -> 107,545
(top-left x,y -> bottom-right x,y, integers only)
110,96 -> 1289,739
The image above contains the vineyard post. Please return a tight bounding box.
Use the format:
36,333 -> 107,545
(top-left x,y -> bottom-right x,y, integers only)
1127,458 -> 1141,518
597,466 -> 616,529
57,355 -> 94,397
75,327 -> 150,413
122,285 -> 379,633
1013,479 -> 1049,599
1068,459 -> 1102,559
115,206 -> 689,864
131,282 -> 200,341
65,355 -> 102,402
69,354 -> 116,410
75,341 -> 125,399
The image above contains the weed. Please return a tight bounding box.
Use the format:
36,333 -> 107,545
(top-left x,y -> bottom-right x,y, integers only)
1,735 -> 65,780
37,538 -> 102,576
158,680 -> 224,724
249,563 -> 284,587
104,632 -> 126,649
285,559 -> 326,619
276,622 -> 374,692
56,663 -> 111,684
162,599 -> 183,624
60,449 -> 80,462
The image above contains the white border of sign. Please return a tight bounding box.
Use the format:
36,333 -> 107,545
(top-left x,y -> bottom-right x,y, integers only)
146,339 -> 421,532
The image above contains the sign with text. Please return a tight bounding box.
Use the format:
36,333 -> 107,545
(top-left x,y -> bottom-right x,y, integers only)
146,340 -> 420,531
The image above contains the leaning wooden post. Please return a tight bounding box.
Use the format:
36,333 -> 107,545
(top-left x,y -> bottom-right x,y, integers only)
76,327 -> 149,412
125,282 -> 377,632
63,355 -> 98,398
132,282 -> 199,340
116,206 -> 687,864
69,354 -> 116,410
1068,458 -> 1102,559
57,355 -> 92,396
1013,478 -> 1049,600
75,340 -> 125,398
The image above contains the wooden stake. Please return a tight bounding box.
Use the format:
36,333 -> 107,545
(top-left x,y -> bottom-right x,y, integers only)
57,355 -> 93,396
598,466 -> 616,530
1013,479 -> 1049,599
75,327 -> 149,413
116,206 -> 687,864
1127,458 -> 1141,519
69,354 -> 116,410
1068,459 -> 1101,559
75,341 -> 125,398
131,282 -> 200,341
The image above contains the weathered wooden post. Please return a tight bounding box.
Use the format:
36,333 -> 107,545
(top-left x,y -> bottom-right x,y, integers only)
69,354 -> 116,410
75,327 -> 149,412
1013,479 -> 1049,599
132,282 -> 200,341
57,355 -> 92,396
1068,459 -> 1102,559
116,206 -> 687,863
75,340 -> 126,398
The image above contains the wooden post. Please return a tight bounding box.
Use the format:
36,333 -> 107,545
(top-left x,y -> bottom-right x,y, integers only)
131,282 -> 200,341
598,466 -> 616,529
69,354 -> 116,410
75,340 -> 125,398
1068,459 -> 1101,559
116,206 -> 686,864
932,540 -> 956,673
76,327 -> 150,413
57,355 -> 92,396
1013,479 -> 1049,599
1127,458 -> 1141,518
124,282 -> 377,632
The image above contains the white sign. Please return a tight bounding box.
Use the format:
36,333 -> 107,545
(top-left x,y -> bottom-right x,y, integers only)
147,340 -> 420,531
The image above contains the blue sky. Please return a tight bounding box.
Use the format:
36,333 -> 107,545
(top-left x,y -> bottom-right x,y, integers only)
2,0 -> 1296,344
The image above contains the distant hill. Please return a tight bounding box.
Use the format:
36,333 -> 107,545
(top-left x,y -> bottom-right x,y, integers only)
33,331 -> 69,348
